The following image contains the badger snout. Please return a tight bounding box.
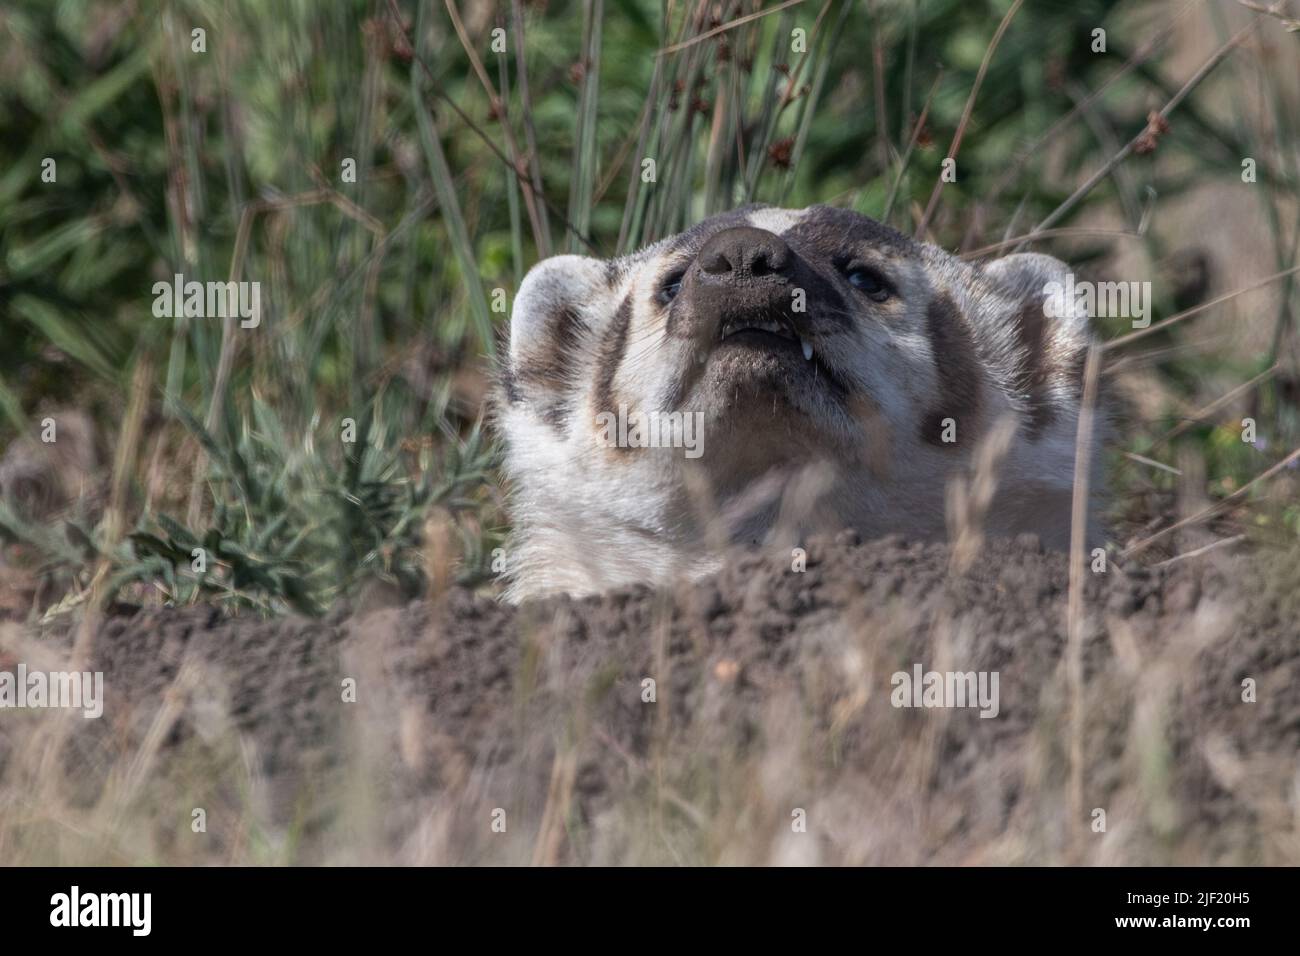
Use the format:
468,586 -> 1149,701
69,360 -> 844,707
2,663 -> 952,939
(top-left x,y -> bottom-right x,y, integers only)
697,226 -> 793,281
684,227 -> 807,344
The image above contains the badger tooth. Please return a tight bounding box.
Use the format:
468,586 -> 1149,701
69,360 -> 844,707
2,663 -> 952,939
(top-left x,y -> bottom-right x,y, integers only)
801,337 -> 814,361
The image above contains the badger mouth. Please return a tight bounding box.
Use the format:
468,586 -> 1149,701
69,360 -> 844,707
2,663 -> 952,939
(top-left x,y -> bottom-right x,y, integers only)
701,308 -> 852,407
717,312 -> 815,361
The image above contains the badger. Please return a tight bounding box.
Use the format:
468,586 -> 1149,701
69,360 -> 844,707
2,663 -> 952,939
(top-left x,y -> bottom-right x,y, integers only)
497,204 -> 1102,601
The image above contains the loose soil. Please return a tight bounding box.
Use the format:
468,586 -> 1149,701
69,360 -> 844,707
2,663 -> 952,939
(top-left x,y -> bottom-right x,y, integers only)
2,533 -> 1296,865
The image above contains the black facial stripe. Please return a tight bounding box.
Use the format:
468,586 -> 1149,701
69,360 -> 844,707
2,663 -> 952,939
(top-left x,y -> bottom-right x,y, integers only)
660,253 -> 697,339
919,293 -> 984,448
592,294 -> 632,419
791,262 -> 851,331
663,294 -> 686,339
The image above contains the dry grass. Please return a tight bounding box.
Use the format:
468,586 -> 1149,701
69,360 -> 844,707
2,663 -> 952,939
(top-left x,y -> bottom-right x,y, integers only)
1,0 -> 1298,865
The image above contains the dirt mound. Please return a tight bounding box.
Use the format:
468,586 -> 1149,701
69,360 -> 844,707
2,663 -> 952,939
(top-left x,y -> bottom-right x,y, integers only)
2,533 -> 1296,865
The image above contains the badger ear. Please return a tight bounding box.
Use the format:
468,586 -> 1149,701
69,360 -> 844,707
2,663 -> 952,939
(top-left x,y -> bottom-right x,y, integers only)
983,252 -> 1070,292
510,255 -> 611,360
505,254 -> 613,425
982,252 -> 1096,438
984,252 -> 1092,334
508,254 -> 610,387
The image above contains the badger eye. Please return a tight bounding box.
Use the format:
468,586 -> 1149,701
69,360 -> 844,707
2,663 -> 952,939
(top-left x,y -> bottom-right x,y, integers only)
657,272 -> 685,305
846,266 -> 891,302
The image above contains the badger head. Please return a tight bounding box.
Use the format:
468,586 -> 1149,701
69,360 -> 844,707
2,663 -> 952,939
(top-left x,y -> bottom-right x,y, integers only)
498,204 -> 1099,600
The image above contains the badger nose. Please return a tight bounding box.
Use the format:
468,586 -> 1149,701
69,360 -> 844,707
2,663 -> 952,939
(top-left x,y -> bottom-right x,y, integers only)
697,227 -> 792,281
